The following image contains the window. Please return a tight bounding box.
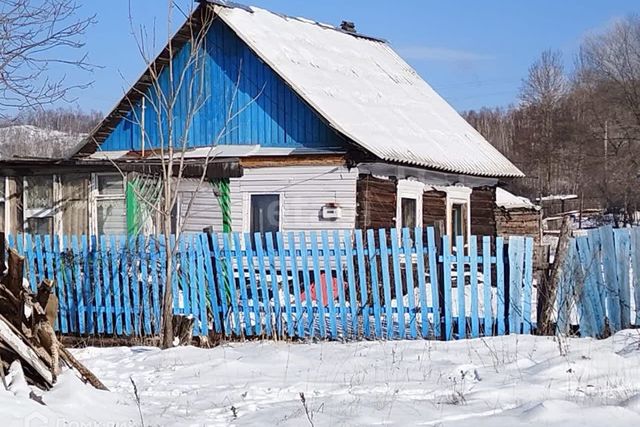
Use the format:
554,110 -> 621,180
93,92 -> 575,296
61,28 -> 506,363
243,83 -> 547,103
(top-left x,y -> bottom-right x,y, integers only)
444,185 -> 472,250
250,194 -> 280,235
396,180 -> 424,230
94,174 -> 127,235
451,203 -> 467,238
400,197 -> 417,229
23,175 -> 55,236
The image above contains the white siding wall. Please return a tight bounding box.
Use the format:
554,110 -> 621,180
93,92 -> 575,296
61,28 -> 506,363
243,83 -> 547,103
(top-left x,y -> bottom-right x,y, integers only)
178,165 -> 358,234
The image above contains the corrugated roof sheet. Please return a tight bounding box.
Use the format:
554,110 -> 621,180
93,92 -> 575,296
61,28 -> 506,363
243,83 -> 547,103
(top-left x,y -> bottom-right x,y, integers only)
214,4 -> 523,177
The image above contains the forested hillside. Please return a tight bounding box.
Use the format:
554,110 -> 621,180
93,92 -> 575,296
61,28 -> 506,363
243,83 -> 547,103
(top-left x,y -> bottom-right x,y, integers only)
464,15 -> 640,223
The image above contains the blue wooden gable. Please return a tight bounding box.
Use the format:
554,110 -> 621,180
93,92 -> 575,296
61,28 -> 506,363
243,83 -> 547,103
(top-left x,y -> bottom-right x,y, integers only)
100,19 -> 346,152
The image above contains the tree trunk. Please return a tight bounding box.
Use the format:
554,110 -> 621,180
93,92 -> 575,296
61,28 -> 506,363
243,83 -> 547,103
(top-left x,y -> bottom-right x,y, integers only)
161,231 -> 174,349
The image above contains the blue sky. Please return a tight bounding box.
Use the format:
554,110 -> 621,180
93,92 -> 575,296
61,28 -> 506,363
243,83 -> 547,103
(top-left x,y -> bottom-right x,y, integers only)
69,0 -> 639,114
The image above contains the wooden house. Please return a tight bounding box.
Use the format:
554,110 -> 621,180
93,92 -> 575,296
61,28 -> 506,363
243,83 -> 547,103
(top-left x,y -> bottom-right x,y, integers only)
0,1 -> 523,243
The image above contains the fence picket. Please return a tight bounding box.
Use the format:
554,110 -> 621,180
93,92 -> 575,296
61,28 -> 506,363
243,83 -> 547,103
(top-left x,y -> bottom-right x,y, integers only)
139,235 -> 152,336
201,234 -> 222,334
333,230 -> 349,338
414,227 -> 429,339
91,236 -> 104,334
356,230 -> 371,338
253,233 -> 272,337
496,237 -> 505,336
187,235 -> 199,335
366,230 -> 382,338
119,236 -> 132,336
442,236 -> 453,340
71,236 -> 86,334
469,236 -> 479,338
508,237 -> 524,334
210,233 -> 230,335
309,231 -> 325,338
34,235 -> 45,285
276,232 -> 293,337
223,233 -> 241,336
600,226 -> 620,330
426,228 -> 441,339
632,228 -> 640,326
194,235 -> 208,336
24,234 -> 37,291
614,228 -> 632,329
287,232 -> 304,338
110,236 -> 123,335
343,230 -> 359,337
244,233 -> 262,337
149,237 -> 161,335
522,237 -> 534,334
482,236 -> 492,336
455,236 -> 466,338
99,236 -> 113,334
299,232 -> 314,337
401,228 -> 417,339
390,229 -> 405,339
378,229 -> 394,339
232,233 -> 252,337
320,231 -> 337,339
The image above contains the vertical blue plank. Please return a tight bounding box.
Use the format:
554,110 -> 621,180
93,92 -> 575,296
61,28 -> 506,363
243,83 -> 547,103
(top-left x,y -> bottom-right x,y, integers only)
588,229 -> 608,327
320,231 -> 337,338
482,236 -> 493,336
71,236 -> 86,334
522,237 -> 534,334
414,228 -> 429,339
244,233 -> 262,336
632,228 -> 640,326
62,236 -> 76,333
309,231 -> 326,338
188,235 -> 200,335
556,240 -> 573,334
614,228 -> 632,329
128,237 -> 141,335
455,235 -> 466,338
265,233 -> 282,337
34,235 -> 45,285
194,235 -> 208,336
343,230 -> 359,337
426,228 -> 441,338
600,226 -> 620,330
45,235 -> 64,332
576,236 -> 600,336
441,236 -> 453,340
332,230 -> 349,338
287,232 -> 304,338
91,236 -> 104,334
210,233 -> 230,335
200,234 -> 221,334
109,236 -> 123,335
81,236 -> 95,335
223,233 -> 241,336
7,234 -> 15,251
139,235 -> 152,335
275,232 -> 293,337
508,237 -> 525,334
299,232 -> 314,337
367,230 -> 383,338
389,229 -> 405,339
253,234 -> 272,337
119,235 -> 133,335
496,237 -> 506,336
401,228 -> 417,339
170,235 -> 179,317
148,237 -> 161,335
377,229 -> 393,338
25,234 -> 37,291
469,236 -> 479,338
99,236 -> 113,334
177,237 -> 190,316
356,230 -> 371,338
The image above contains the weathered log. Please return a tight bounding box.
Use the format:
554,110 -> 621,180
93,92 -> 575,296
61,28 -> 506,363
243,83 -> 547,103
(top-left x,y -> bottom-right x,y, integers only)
59,347 -> 109,391
173,315 -> 195,346
538,216 -> 571,335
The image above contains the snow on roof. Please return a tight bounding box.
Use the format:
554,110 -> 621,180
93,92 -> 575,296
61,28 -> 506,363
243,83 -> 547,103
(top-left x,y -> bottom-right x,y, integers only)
496,187 -> 537,210
0,125 -> 84,161
213,4 -> 523,178
537,194 -> 579,202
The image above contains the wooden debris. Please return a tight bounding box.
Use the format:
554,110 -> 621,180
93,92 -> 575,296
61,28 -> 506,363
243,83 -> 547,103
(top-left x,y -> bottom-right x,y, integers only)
0,237 -> 108,391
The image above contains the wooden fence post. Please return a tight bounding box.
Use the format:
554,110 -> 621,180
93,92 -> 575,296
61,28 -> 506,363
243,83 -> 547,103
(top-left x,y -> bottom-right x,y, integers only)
539,216 -> 571,335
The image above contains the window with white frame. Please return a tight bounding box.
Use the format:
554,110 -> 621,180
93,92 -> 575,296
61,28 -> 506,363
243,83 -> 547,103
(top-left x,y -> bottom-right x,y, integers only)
94,174 -> 127,235
444,185 -> 472,249
396,179 -> 424,230
250,194 -> 280,235
23,175 -> 55,236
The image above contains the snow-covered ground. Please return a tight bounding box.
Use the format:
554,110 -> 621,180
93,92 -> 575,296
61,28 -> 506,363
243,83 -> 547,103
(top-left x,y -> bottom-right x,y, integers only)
4,331 -> 640,426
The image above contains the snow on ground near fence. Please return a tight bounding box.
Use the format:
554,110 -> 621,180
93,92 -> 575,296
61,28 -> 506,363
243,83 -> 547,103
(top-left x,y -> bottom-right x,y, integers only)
4,332 -> 640,426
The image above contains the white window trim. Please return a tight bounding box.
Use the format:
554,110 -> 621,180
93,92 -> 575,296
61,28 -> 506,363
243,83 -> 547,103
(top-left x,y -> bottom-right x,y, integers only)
22,175 -> 59,237
90,173 -> 127,236
441,185 -> 472,242
396,179 -> 424,229
0,176 -> 8,234
242,192 -> 284,234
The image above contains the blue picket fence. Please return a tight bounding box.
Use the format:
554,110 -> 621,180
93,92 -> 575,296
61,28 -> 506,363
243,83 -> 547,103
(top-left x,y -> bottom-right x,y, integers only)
556,225 -> 640,337
4,228 -> 535,341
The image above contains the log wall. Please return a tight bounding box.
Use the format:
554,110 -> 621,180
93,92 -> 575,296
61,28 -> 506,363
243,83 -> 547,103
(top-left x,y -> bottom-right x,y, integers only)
470,186 -> 497,237
355,174 -> 396,230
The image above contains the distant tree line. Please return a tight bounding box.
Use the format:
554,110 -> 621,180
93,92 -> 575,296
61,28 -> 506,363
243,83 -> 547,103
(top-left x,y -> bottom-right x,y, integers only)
464,14 -> 640,224
0,107 -> 102,134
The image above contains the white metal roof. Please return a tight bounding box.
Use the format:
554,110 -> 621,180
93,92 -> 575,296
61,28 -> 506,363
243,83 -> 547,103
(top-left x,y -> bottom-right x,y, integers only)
496,188 -> 538,210
214,4 -> 524,178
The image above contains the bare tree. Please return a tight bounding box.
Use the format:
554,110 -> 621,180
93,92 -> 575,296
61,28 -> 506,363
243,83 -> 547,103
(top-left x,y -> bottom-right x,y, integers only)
102,1 -> 259,348
0,0 -> 95,115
